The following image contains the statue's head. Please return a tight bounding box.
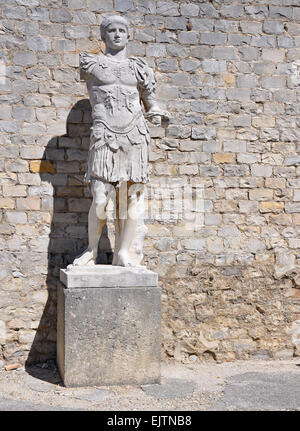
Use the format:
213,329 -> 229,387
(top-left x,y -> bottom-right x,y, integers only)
100,15 -> 130,51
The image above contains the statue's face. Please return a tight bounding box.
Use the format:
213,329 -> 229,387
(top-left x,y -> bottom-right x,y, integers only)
104,23 -> 129,50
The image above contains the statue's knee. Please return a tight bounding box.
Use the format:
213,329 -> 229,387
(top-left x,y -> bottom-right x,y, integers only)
128,193 -> 144,220
95,199 -> 107,219
91,180 -> 114,219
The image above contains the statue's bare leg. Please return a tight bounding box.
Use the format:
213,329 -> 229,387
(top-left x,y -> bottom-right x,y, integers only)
113,182 -> 144,267
73,180 -> 111,266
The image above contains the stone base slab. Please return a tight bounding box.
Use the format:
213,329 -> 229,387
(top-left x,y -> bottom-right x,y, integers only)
57,265 -> 161,387
60,264 -> 158,288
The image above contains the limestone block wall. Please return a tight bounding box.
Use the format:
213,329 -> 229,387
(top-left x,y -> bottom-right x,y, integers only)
0,0 -> 300,365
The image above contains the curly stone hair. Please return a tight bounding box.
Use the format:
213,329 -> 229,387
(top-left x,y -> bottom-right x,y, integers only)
100,15 -> 130,41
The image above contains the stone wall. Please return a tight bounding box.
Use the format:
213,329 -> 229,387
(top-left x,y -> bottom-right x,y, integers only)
1,0 -> 300,366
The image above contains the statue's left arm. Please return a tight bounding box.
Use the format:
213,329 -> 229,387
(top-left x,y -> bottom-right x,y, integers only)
131,57 -> 169,125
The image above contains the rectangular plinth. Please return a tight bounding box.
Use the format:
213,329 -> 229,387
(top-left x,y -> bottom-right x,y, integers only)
57,265 -> 161,387
60,264 -> 158,288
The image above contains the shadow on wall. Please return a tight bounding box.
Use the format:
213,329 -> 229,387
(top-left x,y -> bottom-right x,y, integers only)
25,99 -> 113,373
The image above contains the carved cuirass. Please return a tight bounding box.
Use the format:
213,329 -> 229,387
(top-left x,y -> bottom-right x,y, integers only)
86,57 -> 142,133
80,52 -> 155,184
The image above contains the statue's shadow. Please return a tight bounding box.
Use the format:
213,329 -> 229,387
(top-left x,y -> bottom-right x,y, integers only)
25,99 -> 113,382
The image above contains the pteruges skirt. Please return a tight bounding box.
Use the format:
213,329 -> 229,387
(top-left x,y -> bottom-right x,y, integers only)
85,116 -> 150,185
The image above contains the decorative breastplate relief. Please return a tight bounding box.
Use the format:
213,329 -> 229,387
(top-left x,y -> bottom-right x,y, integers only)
87,57 -> 141,131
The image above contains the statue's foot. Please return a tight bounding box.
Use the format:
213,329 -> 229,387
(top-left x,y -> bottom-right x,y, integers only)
113,249 -> 132,267
73,249 -> 96,266
135,253 -> 144,267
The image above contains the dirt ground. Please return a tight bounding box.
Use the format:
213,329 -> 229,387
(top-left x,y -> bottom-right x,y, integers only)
0,358 -> 299,411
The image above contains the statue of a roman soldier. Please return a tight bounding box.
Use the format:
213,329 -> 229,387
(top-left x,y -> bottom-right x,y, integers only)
72,15 -> 168,267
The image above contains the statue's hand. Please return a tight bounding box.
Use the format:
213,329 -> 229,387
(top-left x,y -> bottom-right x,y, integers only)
145,110 -> 170,125
151,114 -> 161,126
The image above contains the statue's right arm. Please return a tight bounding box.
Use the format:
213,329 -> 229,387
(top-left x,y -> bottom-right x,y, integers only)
79,52 -> 97,75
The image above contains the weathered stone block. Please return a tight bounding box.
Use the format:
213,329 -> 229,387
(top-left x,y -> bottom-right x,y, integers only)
191,125 -> 216,140
136,0 -> 156,14
202,59 -> 226,73
213,46 -> 238,60
6,211 -> 27,224
127,42 -> 145,57
178,31 -> 199,45
201,32 -> 227,45
157,1 -> 179,16
239,47 -> 259,61
236,75 -> 258,88
16,197 -> 40,210
259,202 -> 284,213
29,160 -> 55,173
74,11 -> 96,24
199,3 -> 218,18
251,35 -> 276,48
155,29 -> 177,44
115,0 -> 136,12
68,0 -> 86,9
58,265 -> 161,387
221,4 -> 244,18
200,166 -> 220,177
50,8 -> 72,23
165,16 -> 186,30
2,184 -> 27,197
87,0 -> 113,12
157,58 -> 178,73
180,58 -> 200,72
240,21 -> 262,34
263,21 -> 284,34
135,28 -> 155,43
224,165 -> 249,177
65,25 -> 90,39
27,7 -> 49,21
261,76 -> 286,89
5,160 -> 28,173
178,164 -> 198,175
245,5 -> 268,19
215,19 -> 238,32
27,36 -> 51,52
192,100 -> 217,113
0,198 -> 15,209
269,6 -> 292,19
180,3 -> 199,17
146,43 -> 165,57
2,5 -> 26,20
261,49 -> 285,62
227,88 -> 250,101
189,18 -> 214,32
278,36 -> 294,48
228,34 -> 250,46
238,200 -> 259,213
13,51 -> 37,66
0,105 -> 12,120
249,189 -> 274,201
229,115 -> 251,127
213,153 -> 236,164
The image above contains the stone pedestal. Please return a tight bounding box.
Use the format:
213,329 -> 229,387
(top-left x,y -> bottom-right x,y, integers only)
57,265 -> 161,387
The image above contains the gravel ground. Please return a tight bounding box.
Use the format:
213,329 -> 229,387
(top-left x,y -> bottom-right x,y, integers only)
0,359 -> 299,411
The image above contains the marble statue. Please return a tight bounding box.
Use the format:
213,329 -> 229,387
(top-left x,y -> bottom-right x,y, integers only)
72,15 -> 168,267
